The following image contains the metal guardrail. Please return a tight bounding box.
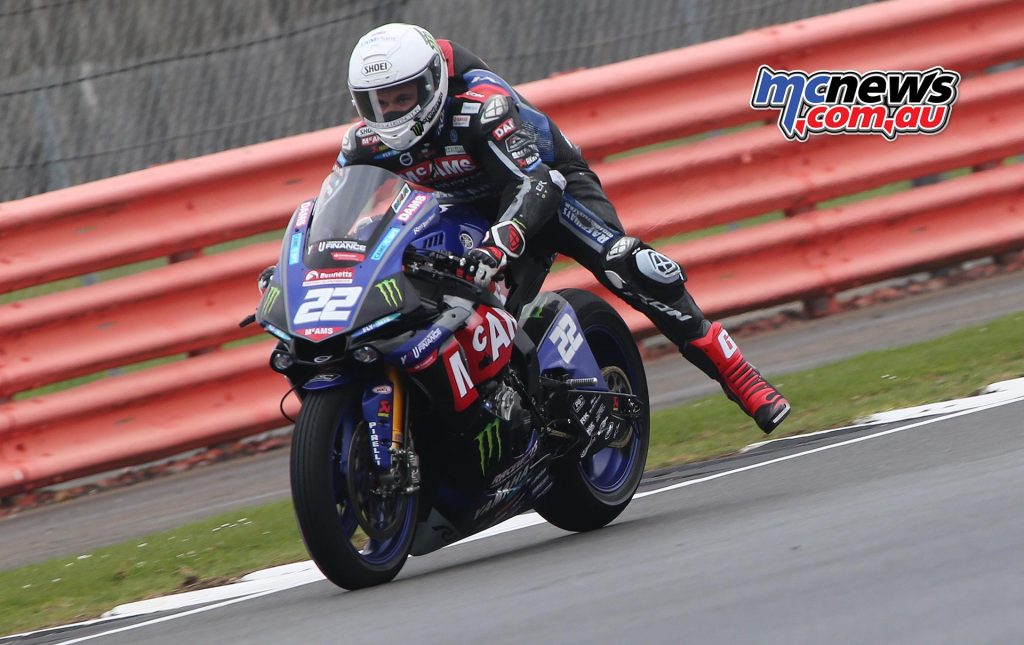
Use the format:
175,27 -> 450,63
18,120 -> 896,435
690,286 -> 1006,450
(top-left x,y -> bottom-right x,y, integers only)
1,0 -> 1022,495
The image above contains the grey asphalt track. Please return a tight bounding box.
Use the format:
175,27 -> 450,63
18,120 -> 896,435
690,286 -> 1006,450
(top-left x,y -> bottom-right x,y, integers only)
1,270 -> 1022,571
20,397 -> 1024,644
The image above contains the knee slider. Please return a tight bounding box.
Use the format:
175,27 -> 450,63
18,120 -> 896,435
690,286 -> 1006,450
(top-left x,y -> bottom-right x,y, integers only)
604,238 -> 685,289
632,244 -> 685,287
602,237 -> 687,307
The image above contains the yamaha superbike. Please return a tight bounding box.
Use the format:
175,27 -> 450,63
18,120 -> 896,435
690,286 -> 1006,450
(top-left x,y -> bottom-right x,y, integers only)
253,165 -> 649,589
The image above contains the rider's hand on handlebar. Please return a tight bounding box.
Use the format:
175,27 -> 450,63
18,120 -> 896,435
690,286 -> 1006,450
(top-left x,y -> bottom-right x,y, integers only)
464,246 -> 507,287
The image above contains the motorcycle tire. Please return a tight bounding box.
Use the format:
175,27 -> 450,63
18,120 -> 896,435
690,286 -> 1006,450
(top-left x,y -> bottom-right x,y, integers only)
291,387 -> 418,589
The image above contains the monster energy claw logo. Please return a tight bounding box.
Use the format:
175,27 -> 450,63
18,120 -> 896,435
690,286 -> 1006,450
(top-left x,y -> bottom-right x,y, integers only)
375,278 -> 403,308
475,418 -> 502,474
411,121 -> 425,137
261,286 -> 280,316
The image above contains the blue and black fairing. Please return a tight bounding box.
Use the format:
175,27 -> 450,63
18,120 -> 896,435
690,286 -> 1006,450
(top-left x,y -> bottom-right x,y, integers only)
275,168 -> 428,344
518,292 -> 607,389
408,201 -> 489,256
268,168 -> 493,345
517,291 -> 645,444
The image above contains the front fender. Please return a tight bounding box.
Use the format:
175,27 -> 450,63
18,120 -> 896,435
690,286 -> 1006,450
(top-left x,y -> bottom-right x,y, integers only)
302,371 -> 358,391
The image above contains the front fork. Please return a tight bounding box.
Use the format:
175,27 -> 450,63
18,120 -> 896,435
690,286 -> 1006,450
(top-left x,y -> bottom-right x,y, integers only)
360,365 -> 421,495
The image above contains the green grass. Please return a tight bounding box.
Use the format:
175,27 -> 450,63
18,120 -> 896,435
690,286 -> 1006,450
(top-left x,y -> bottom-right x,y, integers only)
0,258 -> 169,306
815,179 -> 913,210
603,121 -> 765,162
203,229 -> 284,255
0,229 -> 284,307
648,311 -> 1024,467
3,309 -> 1023,635
11,354 -> 189,401
549,211 -> 784,273
0,501 -> 307,636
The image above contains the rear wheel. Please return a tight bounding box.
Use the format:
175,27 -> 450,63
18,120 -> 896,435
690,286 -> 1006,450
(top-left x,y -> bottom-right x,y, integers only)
534,289 -> 650,532
290,388 -> 418,589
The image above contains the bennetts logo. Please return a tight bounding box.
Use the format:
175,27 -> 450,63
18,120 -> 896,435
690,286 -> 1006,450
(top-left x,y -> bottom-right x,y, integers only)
750,66 -> 960,142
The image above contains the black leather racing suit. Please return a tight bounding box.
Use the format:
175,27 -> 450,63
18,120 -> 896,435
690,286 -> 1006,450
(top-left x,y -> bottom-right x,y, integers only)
337,39 -> 710,348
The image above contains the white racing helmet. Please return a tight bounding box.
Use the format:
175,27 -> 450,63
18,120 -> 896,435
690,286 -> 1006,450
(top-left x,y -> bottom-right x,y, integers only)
348,23 -> 448,151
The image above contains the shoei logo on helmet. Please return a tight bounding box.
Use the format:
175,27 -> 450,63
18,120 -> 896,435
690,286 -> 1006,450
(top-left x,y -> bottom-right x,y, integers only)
363,61 -> 391,75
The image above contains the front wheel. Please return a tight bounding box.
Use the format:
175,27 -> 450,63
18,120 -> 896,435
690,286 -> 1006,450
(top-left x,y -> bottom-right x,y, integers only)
534,289 -> 650,532
290,388 -> 418,589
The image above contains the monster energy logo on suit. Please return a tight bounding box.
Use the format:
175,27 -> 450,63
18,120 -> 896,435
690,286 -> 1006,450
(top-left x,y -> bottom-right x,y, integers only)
475,418 -> 502,474
261,286 -> 280,316
375,278 -> 403,308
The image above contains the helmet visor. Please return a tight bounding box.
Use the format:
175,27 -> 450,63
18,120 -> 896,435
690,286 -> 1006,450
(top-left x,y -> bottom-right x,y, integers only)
351,59 -> 442,127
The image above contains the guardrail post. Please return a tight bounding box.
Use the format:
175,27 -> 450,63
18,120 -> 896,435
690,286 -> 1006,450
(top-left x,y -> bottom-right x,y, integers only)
169,250 -> 199,263
994,249 -> 1023,267
803,292 -> 841,318
784,205 -> 838,318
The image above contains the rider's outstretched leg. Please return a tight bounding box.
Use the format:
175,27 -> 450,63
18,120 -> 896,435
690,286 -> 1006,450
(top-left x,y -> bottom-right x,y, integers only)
549,170 -> 790,434
598,235 -> 790,434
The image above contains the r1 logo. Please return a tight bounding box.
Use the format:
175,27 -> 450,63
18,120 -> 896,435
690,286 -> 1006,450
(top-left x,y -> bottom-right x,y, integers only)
294,287 -> 363,325
549,312 -> 583,363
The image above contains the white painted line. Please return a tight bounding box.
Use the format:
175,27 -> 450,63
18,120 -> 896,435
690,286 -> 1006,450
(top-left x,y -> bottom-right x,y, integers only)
447,511 -> 547,547
2,564 -> 326,642
50,588 -> 284,645
38,392 -> 1024,644
739,418 -> 894,453
741,377 -> 1024,453
636,393 -> 1024,499
102,562 -> 323,619
856,377 -> 1024,424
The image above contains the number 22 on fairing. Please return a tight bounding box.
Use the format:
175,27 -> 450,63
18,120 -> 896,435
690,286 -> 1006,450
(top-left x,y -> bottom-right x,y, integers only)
549,313 -> 583,362
294,287 -> 363,324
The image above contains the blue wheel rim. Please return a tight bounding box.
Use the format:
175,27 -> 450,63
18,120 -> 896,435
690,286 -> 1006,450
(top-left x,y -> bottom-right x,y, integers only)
580,323 -> 643,494
332,414 -> 416,566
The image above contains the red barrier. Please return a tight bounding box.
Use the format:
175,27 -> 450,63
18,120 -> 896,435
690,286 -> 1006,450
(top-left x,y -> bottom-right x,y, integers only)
2,0 -> 1021,295
0,343 -> 297,494
594,66 -> 1024,238
546,162 -> 1024,327
0,243 -> 276,397
525,0 -> 1024,158
0,130 -> 339,293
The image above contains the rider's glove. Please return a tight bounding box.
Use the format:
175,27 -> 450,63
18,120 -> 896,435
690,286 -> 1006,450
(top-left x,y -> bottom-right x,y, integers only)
463,220 -> 525,287
465,246 -> 507,287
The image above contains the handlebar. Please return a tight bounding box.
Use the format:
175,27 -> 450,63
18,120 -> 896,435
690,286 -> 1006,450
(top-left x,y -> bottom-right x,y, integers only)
403,248 -> 478,289
402,248 -> 506,307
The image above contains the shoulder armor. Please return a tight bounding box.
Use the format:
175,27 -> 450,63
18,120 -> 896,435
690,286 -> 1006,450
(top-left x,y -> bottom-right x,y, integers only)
479,95 -> 511,124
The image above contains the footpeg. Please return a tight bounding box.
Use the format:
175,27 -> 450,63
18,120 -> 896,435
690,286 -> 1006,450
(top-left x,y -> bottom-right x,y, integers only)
564,377 -> 599,387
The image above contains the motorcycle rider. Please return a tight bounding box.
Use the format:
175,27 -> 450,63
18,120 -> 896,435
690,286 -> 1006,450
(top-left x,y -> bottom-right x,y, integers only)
337,23 -> 790,434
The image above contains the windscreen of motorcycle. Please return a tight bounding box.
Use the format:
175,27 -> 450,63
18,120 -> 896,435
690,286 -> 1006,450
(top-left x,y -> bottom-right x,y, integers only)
305,166 -> 418,267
